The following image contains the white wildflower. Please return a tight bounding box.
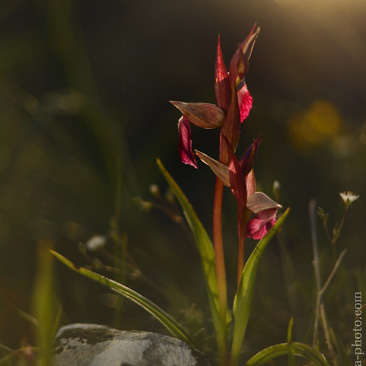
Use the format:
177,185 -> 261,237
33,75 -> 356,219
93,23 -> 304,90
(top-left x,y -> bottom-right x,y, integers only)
339,191 -> 359,206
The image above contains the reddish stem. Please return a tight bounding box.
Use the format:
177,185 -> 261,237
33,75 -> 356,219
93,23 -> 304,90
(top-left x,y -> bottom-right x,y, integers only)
213,178 -> 228,321
237,221 -> 245,286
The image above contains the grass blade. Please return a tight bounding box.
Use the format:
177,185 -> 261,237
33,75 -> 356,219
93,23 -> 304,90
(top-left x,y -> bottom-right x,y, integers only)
33,242 -> 56,366
156,159 -> 228,355
50,250 -> 192,345
231,208 -> 290,366
246,342 -> 329,366
287,317 -> 295,366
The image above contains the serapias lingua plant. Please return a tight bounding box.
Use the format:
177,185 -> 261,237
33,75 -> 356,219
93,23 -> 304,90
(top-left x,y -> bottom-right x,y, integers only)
51,25 -> 329,366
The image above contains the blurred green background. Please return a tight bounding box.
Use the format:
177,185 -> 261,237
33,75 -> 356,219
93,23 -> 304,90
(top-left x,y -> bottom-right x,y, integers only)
0,0 -> 365,362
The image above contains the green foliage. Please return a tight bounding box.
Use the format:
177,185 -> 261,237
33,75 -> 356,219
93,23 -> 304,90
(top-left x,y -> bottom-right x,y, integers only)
230,209 -> 290,366
51,163 -> 333,366
157,159 -> 228,356
50,250 -> 192,346
33,243 -> 59,366
287,318 -> 295,366
246,342 -> 329,366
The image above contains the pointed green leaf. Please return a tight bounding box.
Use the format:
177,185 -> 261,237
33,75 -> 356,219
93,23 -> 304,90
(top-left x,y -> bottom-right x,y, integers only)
246,342 -> 329,366
231,208 -> 290,365
156,159 -> 228,352
50,250 -> 192,345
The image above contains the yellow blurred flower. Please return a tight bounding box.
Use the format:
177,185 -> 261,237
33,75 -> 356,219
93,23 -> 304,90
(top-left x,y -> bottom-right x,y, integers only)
288,100 -> 342,150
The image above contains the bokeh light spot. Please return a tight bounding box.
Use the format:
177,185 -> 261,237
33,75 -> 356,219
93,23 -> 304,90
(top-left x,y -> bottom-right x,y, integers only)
288,99 -> 343,150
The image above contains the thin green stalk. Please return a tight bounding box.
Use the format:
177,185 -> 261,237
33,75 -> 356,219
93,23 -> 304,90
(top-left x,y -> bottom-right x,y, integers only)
287,317 -> 295,366
33,242 -> 56,366
331,204 -> 349,246
310,199 -> 339,366
310,199 -> 322,347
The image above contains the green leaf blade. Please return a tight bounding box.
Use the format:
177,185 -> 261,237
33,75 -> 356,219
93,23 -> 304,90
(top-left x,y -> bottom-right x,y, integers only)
156,159 -> 229,354
231,208 -> 290,366
246,342 -> 329,366
50,250 -> 191,345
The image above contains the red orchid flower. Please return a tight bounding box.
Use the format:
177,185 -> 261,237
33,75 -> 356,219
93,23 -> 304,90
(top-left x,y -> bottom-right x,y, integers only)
195,137 -> 282,240
170,25 -> 260,168
170,25 -> 261,316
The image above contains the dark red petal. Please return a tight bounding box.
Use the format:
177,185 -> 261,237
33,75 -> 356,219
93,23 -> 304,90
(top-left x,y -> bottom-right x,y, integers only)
237,83 -> 253,122
221,136 -> 247,210
178,116 -> 198,168
245,208 -> 277,239
215,35 -> 228,83
219,86 -> 241,162
229,50 -> 248,87
239,134 -> 262,176
215,35 -> 231,112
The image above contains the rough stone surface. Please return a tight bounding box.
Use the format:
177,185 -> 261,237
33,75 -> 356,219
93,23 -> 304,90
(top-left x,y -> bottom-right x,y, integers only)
53,323 -> 211,366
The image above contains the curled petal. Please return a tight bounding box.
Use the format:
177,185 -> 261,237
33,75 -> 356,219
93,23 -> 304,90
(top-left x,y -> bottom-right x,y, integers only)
178,116 -> 197,168
245,208 -> 277,240
239,134 -> 262,176
195,150 -> 230,186
242,24 -> 260,61
237,83 -> 253,122
229,49 -> 248,87
229,24 -> 260,87
170,101 -> 225,129
247,192 -> 282,214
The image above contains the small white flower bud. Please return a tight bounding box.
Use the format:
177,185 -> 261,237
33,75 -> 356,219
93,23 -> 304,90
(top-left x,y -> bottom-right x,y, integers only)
149,184 -> 159,196
86,235 -> 106,252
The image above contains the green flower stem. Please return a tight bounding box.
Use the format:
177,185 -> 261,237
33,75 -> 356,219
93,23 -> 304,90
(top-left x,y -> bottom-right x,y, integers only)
213,177 -> 228,364
310,200 -> 338,366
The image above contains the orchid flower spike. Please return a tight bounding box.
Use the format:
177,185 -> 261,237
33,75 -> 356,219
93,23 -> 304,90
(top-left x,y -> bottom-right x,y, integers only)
171,25 -> 259,168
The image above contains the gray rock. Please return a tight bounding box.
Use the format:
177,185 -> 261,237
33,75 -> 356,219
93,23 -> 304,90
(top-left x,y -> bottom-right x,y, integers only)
53,323 -> 211,366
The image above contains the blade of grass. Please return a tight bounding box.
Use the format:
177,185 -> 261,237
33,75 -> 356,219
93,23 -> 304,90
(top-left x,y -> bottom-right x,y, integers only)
246,342 -> 329,366
156,159 -> 228,358
15,309 -> 39,328
230,208 -> 290,366
287,317 -> 295,366
33,242 -> 56,366
50,250 -> 192,346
